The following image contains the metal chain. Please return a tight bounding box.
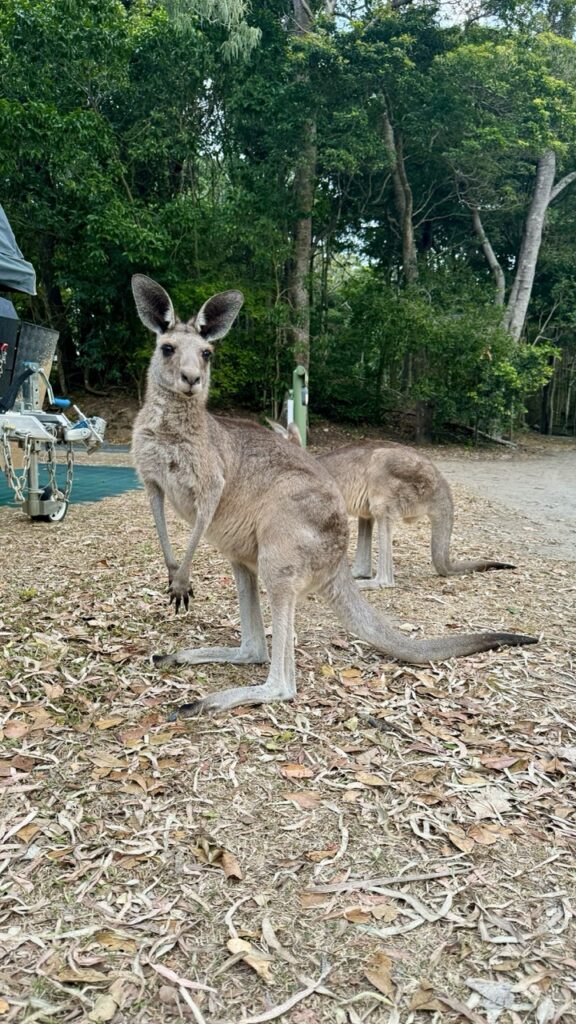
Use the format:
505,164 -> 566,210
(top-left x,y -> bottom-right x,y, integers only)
2,429 -> 75,506
43,439 -> 74,502
46,440 -> 59,497
0,429 -> 33,504
64,444 -> 74,500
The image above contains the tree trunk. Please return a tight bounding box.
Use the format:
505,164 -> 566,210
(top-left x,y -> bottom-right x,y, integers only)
289,117 -> 316,368
503,150 -> 556,341
381,105 -> 418,285
471,152 -> 575,343
471,205 -> 505,306
288,0 -> 317,371
381,102 -> 432,437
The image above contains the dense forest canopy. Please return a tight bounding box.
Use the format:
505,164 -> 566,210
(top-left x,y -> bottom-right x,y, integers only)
1,0 -> 576,437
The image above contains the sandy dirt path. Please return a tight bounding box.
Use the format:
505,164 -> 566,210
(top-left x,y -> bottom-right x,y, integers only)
434,448 -> 576,560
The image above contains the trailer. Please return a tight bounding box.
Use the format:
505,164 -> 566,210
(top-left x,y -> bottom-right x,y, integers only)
0,204 -> 106,521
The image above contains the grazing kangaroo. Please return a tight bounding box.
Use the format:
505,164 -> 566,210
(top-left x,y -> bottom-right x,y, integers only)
131,275 -> 536,717
268,423 -> 514,589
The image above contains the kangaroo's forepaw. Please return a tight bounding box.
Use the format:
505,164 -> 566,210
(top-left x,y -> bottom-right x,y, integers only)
167,700 -> 207,722
167,579 -> 194,614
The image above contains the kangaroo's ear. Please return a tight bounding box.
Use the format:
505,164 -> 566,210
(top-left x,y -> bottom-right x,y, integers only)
132,275 -> 176,334
194,290 -> 244,342
287,422 -> 303,447
265,417 -> 290,439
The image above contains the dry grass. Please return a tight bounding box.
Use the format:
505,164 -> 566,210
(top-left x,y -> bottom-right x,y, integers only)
1,462 -> 575,1023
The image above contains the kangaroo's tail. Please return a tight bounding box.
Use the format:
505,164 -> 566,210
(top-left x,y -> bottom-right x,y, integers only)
429,476 -> 515,576
322,559 -> 536,665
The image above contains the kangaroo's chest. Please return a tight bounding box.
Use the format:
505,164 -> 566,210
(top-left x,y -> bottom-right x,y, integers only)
137,433 -> 201,524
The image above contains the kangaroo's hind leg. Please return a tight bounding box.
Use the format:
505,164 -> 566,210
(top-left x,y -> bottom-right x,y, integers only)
352,516 -> 374,579
356,516 -> 395,589
172,587 -> 298,716
154,563 -> 269,667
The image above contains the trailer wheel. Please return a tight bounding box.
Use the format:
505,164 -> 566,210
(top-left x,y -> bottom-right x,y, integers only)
31,486 -> 68,523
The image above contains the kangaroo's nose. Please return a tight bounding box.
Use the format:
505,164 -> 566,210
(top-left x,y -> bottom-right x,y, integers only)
181,372 -> 201,387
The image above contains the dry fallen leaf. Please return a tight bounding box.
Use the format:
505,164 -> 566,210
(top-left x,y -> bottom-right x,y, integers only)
467,787 -> 512,819
409,980 -> 444,1012
280,763 -> 314,779
88,994 -> 118,1023
299,892 -> 329,909
4,721 -> 29,739
94,930 -> 138,954
468,823 -> 504,846
285,790 -> 321,809
221,850 -> 243,880
364,952 -> 395,998
0,1000 -> 9,1015
305,844 -> 339,862
412,767 -> 441,783
191,837 -> 243,879
447,827 -> 475,854
343,906 -> 372,924
355,772 -> 387,787
57,968 -> 109,984
227,937 -> 274,984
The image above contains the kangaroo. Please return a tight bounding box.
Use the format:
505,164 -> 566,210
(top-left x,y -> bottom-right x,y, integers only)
268,423 -> 514,589
317,444 -> 515,588
131,275 -> 537,717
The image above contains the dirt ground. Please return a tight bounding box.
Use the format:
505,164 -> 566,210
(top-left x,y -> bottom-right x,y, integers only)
434,448 -> 576,562
1,409 -> 575,1024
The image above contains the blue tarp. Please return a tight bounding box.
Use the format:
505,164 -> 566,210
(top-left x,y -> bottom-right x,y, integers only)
0,464 -> 142,507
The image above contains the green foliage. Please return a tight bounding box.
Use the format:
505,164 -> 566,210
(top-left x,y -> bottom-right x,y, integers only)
313,267 -> 555,435
0,0 -> 573,435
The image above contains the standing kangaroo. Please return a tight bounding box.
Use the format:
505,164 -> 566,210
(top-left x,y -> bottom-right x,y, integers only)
268,424 -> 514,589
131,276 -> 537,717
317,444 -> 515,589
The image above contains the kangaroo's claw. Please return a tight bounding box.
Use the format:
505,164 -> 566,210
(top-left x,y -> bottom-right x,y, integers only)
167,700 -> 207,721
167,583 -> 194,614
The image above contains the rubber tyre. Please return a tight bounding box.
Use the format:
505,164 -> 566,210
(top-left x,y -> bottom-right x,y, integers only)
31,486 -> 68,523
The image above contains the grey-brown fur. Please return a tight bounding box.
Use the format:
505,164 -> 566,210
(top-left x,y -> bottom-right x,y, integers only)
317,443 -> 515,588
131,275 -> 536,717
268,422 -> 514,588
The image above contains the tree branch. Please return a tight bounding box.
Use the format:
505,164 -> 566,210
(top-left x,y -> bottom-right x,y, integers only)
550,170 -> 576,203
470,205 -> 506,306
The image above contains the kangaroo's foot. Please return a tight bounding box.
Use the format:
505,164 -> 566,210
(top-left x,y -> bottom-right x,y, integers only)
356,576 -> 395,590
167,675 -> 295,719
476,561 -> 517,572
153,643 -> 269,668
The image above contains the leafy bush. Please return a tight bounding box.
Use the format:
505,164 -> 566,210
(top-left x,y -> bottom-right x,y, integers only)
312,267 -> 554,435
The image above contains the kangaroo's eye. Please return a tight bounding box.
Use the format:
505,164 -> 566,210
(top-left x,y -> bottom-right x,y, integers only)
161,344 -> 175,357
202,349 -> 212,361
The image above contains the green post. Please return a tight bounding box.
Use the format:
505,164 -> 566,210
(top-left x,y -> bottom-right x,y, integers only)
292,364 -> 308,448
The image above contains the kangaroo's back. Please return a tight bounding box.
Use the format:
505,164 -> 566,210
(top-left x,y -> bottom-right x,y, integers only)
317,442 -> 440,522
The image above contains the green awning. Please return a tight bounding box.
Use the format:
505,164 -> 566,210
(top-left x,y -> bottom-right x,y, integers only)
0,205 -> 36,295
